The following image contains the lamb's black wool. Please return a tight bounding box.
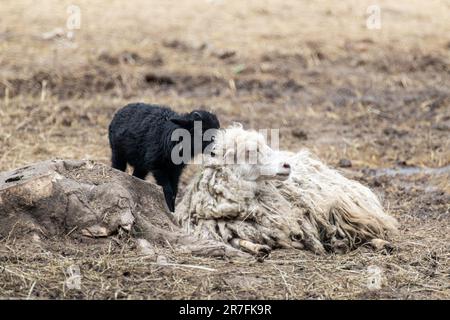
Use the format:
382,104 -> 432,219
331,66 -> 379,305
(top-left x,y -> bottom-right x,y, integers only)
108,103 -> 220,212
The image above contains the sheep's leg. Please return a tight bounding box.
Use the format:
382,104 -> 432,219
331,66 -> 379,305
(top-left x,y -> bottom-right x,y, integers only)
153,170 -> 175,212
368,238 -> 395,252
229,238 -> 271,257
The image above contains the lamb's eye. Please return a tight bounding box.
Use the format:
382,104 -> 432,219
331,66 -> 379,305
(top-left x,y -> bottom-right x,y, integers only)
211,135 -> 215,141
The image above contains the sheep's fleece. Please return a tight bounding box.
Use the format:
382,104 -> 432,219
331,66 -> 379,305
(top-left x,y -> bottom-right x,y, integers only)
174,127 -> 399,255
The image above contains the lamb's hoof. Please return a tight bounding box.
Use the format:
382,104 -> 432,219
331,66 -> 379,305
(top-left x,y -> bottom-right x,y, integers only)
369,238 -> 395,253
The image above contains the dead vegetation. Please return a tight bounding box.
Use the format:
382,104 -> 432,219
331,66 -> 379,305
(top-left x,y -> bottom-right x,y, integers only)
0,0 -> 449,299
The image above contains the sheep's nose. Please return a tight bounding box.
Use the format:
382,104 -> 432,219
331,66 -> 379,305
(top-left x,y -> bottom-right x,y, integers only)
282,163 -> 291,169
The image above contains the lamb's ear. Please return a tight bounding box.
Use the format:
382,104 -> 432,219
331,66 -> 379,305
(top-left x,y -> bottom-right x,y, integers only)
192,111 -> 202,121
169,116 -> 193,128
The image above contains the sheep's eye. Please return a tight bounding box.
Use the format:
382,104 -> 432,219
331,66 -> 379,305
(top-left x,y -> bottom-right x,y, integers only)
211,136 -> 215,141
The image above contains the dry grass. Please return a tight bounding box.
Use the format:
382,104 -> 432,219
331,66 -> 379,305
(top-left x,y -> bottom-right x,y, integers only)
0,0 -> 449,299
1,227 -> 448,299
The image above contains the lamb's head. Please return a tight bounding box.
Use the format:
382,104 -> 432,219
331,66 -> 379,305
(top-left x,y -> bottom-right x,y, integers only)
207,125 -> 291,181
170,109 -> 220,155
170,110 -> 220,131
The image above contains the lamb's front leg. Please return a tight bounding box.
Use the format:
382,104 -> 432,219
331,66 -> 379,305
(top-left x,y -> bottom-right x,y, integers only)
153,170 -> 175,212
132,167 -> 149,180
168,166 -> 183,212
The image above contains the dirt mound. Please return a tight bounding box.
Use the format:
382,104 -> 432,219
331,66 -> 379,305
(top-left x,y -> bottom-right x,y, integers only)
0,160 -> 246,259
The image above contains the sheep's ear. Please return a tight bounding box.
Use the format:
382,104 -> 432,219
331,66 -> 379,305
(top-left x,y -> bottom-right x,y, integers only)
169,117 -> 193,128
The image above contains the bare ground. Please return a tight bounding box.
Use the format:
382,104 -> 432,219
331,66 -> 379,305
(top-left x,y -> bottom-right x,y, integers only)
0,0 -> 449,299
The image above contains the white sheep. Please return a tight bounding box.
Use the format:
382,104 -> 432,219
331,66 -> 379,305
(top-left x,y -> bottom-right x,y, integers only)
174,125 -> 398,255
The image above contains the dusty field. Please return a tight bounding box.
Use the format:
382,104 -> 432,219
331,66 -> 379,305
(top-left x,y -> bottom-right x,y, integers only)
0,0 -> 449,299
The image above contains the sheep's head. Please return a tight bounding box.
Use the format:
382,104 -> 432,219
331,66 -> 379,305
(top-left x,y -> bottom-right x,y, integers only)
208,125 -> 291,181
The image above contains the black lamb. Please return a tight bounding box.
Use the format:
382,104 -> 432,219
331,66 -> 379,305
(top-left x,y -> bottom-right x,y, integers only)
108,103 -> 220,212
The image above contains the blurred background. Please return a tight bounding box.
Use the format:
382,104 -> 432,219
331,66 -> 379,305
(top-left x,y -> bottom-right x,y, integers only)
0,0 -> 449,172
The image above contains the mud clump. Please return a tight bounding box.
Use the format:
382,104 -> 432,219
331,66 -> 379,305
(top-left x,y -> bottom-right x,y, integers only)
0,160 -> 246,259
